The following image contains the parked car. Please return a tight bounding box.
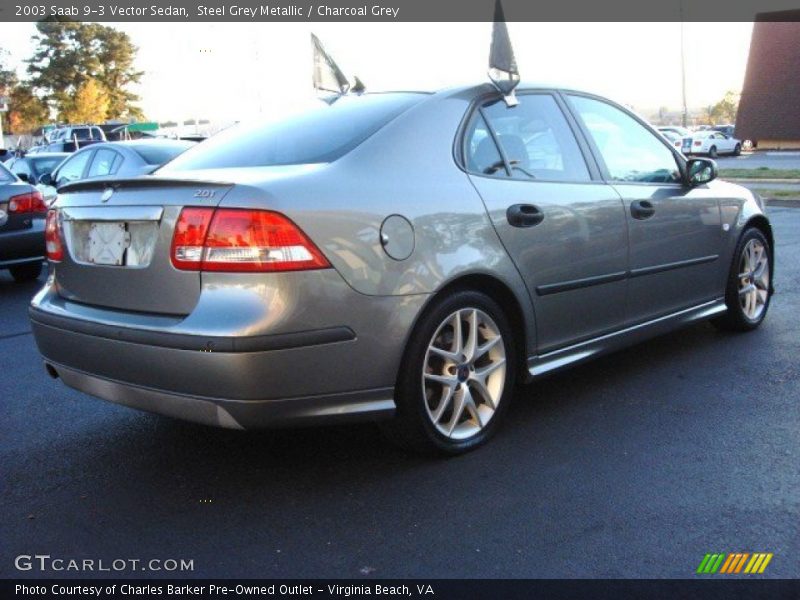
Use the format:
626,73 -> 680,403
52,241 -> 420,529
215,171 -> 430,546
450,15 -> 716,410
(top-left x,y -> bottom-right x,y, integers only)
711,125 -> 736,138
657,126 -> 691,138
5,153 -> 69,204
38,140 -> 195,194
30,84 -> 773,454
687,131 -> 742,157
36,125 -> 106,153
0,161 -> 47,282
658,129 -> 683,151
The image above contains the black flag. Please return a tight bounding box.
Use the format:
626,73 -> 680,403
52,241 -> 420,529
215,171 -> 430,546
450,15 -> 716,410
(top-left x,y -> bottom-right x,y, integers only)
488,0 -> 520,98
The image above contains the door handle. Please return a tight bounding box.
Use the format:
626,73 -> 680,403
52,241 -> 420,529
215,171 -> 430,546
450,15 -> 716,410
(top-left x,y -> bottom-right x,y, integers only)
507,204 -> 544,228
630,199 -> 656,220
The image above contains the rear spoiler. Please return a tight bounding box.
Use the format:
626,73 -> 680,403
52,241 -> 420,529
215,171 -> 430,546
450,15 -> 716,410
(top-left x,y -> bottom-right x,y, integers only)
58,175 -> 234,194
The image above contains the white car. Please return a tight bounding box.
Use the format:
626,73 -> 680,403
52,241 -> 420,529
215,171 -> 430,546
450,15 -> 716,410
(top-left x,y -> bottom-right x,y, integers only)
687,131 -> 742,157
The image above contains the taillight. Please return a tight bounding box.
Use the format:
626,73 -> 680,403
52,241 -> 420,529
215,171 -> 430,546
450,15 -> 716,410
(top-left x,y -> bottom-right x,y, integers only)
694,140 -> 702,146
171,207 -> 215,270
45,209 -> 64,262
9,190 -> 47,214
171,208 -> 330,272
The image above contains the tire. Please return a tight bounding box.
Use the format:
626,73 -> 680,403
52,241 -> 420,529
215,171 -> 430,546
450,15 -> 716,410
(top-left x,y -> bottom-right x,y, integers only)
733,144 -> 741,156
709,146 -> 718,158
712,228 -> 772,332
9,261 -> 43,282
381,290 -> 517,455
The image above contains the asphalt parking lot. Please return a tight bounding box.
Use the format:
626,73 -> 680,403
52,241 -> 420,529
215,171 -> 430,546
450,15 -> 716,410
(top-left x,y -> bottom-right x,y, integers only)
1,207 -> 798,580
716,151 -> 800,170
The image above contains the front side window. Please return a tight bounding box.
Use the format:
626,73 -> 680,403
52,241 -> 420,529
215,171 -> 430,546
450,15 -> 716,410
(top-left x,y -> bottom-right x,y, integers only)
569,95 -> 680,184
56,150 -> 93,186
87,149 -> 121,178
465,94 -> 590,182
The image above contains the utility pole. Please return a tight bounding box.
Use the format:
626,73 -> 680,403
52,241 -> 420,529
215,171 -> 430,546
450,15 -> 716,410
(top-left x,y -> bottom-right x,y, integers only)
680,14 -> 688,127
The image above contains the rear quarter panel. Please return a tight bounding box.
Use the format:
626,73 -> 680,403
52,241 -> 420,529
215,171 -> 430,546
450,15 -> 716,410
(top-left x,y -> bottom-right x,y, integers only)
217,90 -> 538,354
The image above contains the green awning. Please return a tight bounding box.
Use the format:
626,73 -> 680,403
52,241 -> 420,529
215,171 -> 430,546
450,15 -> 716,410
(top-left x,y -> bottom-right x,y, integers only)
112,122 -> 159,133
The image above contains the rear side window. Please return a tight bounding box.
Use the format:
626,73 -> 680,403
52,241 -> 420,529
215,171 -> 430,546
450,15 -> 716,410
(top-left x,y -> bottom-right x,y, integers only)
465,94 -> 590,182
87,149 -> 121,178
164,93 -> 424,171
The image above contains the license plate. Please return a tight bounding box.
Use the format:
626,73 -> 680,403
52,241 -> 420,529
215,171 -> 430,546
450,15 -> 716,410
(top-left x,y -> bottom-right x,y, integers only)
682,140 -> 692,152
88,222 -> 128,265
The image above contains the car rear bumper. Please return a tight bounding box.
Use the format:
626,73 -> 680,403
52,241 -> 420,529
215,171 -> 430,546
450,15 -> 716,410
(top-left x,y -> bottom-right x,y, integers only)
44,360 -> 395,429
29,270 -> 429,428
0,220 -> 45,268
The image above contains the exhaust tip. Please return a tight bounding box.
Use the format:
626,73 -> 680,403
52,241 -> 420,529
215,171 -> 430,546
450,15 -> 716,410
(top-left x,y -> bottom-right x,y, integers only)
44,363 -> 59,379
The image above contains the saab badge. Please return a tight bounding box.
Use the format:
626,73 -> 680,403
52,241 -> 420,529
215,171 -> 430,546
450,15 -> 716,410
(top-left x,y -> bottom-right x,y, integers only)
101,187 -> 114,203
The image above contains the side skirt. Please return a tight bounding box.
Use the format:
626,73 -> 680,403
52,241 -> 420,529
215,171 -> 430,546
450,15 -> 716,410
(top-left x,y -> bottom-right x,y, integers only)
526,299 -> 727,379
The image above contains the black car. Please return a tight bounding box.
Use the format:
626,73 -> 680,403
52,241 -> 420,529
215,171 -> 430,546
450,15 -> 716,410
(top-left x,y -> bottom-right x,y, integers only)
0,161 -> 47,282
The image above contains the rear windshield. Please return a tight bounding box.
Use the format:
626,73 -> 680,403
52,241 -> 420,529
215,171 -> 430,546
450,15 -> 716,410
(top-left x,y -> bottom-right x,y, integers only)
132,142 -> 193,165
163,93 -> 424,171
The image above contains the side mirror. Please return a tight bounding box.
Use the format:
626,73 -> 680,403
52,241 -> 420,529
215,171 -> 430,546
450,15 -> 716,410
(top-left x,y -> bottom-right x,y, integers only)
16,173 -> 30,183
687,158 -> 717,186
39,172 -> 53,186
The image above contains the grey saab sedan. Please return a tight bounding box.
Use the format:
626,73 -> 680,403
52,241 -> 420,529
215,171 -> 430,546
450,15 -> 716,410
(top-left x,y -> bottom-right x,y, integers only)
30,84 -> 774,454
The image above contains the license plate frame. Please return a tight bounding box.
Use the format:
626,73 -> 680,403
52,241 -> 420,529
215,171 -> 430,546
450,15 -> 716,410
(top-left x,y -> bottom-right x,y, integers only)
88,222 -> 128,266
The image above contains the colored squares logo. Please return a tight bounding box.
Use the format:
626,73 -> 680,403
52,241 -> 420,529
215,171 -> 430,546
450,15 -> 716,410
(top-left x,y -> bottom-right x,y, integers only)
697,552 -> 773,574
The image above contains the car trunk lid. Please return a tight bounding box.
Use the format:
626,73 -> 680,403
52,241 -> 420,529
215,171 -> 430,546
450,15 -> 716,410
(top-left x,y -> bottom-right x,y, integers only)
53,176 -> 234,315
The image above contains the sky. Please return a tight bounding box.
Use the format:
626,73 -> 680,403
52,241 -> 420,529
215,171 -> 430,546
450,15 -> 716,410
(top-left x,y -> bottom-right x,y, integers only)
0,22 -> 754,124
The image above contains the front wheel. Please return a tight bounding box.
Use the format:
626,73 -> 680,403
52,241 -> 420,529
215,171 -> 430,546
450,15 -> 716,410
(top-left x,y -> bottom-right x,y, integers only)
712,228 -> 772,332
733,143 -> 742,156
382,290 -> 517,455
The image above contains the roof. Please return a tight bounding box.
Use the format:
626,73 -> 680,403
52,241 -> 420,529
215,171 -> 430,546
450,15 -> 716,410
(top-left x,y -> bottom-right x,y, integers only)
735,15 -> 800,141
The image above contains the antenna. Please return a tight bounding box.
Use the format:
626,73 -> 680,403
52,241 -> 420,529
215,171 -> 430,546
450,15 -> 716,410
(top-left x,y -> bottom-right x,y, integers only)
488,0 -> 520,106
312,33 -> 351,103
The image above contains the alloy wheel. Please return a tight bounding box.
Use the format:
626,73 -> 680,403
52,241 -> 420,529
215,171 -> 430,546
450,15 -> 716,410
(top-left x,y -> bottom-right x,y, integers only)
738,238 -> 770,321
422,308 -> 507,440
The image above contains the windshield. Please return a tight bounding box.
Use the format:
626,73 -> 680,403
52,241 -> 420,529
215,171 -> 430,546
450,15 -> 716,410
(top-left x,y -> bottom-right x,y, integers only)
162,93 -> 425,171
31,157 -> 65,177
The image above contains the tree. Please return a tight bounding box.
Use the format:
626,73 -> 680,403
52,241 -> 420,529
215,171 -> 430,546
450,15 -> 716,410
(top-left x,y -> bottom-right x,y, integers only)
6,85 -> 49,134
93,26 -> 144,120
0,48 -> 19,91
709,91 -> 739,124
1,48 -> 49,135
27,19 -> 143,120
60,78 -> 108,123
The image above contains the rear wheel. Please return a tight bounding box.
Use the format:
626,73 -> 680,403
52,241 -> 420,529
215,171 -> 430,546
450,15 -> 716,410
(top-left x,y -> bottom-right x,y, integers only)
382,290 -> 517,455
712,228 -> 772,332
709,145 -> 718,158
9,262 -> 43,282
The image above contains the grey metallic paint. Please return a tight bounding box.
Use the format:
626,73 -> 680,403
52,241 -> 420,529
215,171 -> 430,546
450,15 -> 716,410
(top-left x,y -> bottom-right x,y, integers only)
30,84 -> 772,429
